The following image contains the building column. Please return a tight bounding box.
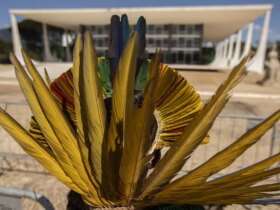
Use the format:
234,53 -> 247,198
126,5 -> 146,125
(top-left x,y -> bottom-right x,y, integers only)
10,14 -> 23,62
211,42 -> 221,66
223,38 -> 229,59
220,41 -> 226,58
217,38 -> 229,68
226,34 -> 236,66
240,23 -> 254,59
217,43 -> 223,63
231,30 -> 242,67
219,41 -> 226,64
63,30 -> 72,62
248,10 -> 271,74
42,23 -> 55,62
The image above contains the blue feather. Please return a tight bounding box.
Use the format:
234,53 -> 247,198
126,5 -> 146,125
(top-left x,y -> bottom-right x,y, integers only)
108,15 -> 122,77
121,14 -> 130,52
135,16 -> 146,58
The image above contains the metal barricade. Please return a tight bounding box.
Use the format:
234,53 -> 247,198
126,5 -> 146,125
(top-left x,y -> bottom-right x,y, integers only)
0,101 -> 279,208
0,187 -> 54,210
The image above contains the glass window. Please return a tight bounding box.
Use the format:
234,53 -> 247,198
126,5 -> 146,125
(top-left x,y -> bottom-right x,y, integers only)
194,25 -> 202,34
163,39 -> 169,47
146,24 -> 203,64
179,38 -> 184,45
156,26 -> 162,34
194,39 -> 201,47
156,39 -> 161,47
186,40 -> 192,47
185,53 -> 191,63
172,39 -> 177,48
171,53 -> 176,63
187,25 -> 193,34
148,38 -> 154,45
193,52 -> 200,63
97,27 -> 103,34
97,39 -> 103,46
162,53 -> 168,63
178,52 -> 184,63
179,24 -> 185,31
104,37 -> 108,45
148,25 -> 154,32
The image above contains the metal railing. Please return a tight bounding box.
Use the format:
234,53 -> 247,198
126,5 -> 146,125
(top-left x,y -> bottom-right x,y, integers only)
0,101 -> 279,209
0,187 -> 54,210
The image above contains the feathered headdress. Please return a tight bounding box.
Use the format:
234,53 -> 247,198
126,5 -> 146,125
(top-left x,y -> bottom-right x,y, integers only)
0,15 -> 279,209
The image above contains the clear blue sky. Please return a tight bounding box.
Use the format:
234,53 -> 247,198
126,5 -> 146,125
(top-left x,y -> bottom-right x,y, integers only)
1,0 -> 279,41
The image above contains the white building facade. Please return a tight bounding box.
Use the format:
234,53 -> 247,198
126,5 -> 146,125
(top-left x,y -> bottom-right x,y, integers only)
9,4 -> 272,74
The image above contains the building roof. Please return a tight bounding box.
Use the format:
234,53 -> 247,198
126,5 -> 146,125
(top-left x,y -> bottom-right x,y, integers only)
10,4 -> 272,42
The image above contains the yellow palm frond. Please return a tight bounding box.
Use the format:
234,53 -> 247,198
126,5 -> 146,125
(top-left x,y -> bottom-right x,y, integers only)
44,68 -> 51,86
21,50 -> 93,189
71,33 -> 96,190
155,109 -> 280,197
82,31 -> 107,184
1,28 -> 279,208
71,34 -> 84,141
10,54 -> 90,194
103,33 -> 139,201
140,56 -> 250,199
0,107 -> 82,194
119,52 -> 161,201
152,166 -> 280,204
154,65 -> 204,148
209,153 -> 280,185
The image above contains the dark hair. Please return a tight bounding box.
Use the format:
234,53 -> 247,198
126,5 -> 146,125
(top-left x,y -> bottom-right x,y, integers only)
67,190 -> 90,210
